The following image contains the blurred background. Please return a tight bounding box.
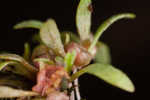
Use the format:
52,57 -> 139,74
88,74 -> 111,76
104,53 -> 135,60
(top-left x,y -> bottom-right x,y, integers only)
0,0 -> 149,99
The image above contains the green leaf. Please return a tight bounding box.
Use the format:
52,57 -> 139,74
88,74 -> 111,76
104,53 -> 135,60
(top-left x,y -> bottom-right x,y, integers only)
94,42 -> 111,64
11,63 -> 35,80
65,33 -> 70,45
0,54 -> 37,73
0,61 -> 17,71
33,58 -> 54,70
0,61 -> 35,80
61,31 -> 80,43
88,13 -> 136,52
0,72 -> 33,89
34,58 -> 54,65
40,19 -> 65,57
76,0 -> 92,40
23,43 -> 31,61
64,51 -> 76,73
60,32 -> 70,45
71,63 -> 135,92
0,86 -> 39,98
13,20 -> 43,29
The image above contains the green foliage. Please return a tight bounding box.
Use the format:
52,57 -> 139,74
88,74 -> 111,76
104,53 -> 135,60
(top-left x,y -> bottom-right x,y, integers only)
0,72 -> 32,89
40,19 -> 65,57
0,54 -> 37,73
94,42 -> 111,64
76,0 -> 92,40
0,61 -> 17,71
88,13 -> 136,52
0,0 -> 136,99
64,51 -> 76,73
71,63 -> 135,92
64,33 -> 70,45
0,61 -> 35,80
13,20 -> 43,29
23,43 -> 31,61
61,31 -> 80,43
33,58 -> 54,70
34,58 -> 54,65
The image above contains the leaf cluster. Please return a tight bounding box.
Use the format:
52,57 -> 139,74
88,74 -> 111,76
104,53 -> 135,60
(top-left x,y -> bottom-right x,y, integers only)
0,0 -> 136,99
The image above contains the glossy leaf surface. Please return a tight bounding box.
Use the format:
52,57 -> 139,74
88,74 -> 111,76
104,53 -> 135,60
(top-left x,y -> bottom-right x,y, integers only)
71,63 -> 135,92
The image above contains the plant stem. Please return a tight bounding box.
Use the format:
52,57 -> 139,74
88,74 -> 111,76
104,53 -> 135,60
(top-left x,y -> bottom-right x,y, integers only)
70,90 -> 75,100
74,78 -> 81,100
74,68 -> 81,100
69,83 -> 75,100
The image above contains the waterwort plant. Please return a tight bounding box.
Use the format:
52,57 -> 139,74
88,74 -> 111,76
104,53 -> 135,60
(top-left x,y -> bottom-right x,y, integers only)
0,0 -> 136,100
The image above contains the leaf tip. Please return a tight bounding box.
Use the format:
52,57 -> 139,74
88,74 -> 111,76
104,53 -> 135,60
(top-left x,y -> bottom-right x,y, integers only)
126,82 -> 135,93
120,77 -> 135,93
13,20 -> 43,30
13,24 -> 19,29
122,13 -> 136,19
128,13 -> 136,19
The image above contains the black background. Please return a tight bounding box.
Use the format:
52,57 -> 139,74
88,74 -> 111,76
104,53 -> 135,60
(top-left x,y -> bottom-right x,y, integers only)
0,0 -> 149,99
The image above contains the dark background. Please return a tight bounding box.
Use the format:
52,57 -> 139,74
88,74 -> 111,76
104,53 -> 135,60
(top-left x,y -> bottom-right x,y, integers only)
0,0 -> 149,99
